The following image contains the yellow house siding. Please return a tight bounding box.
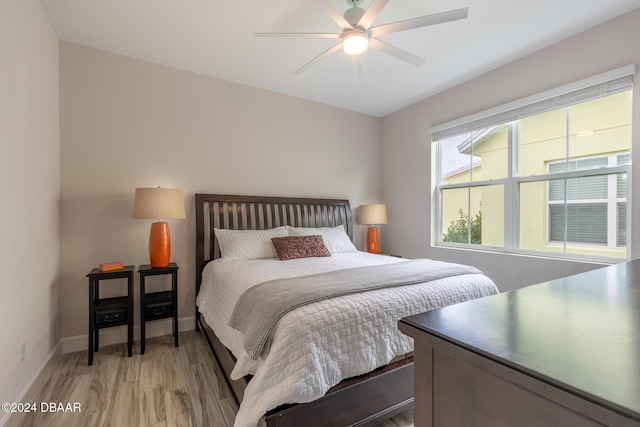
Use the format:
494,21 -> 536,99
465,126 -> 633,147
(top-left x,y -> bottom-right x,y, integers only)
438,91 -> 631,258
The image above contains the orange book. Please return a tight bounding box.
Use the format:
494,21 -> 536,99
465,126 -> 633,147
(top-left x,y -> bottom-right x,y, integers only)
99,261 -> 124,272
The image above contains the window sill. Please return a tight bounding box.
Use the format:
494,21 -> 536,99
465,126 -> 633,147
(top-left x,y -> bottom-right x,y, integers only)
433,243 -> 621,266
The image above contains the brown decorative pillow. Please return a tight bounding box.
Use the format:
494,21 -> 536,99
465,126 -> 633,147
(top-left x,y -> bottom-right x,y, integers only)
271,235 -> 331,260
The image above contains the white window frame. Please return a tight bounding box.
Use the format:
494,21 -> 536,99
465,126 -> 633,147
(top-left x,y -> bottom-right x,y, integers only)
431,65 -> 635,262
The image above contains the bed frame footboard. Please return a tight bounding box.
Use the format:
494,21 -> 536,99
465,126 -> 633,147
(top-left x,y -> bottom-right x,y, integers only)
197,312 -> 414,426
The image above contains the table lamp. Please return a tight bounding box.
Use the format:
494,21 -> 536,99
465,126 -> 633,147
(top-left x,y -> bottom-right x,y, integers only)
358,204 -> 387,254
133,187 -> 186,267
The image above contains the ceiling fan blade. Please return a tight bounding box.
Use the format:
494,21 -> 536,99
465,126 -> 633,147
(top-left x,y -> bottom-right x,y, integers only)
292,42 -> 343,75
368,38 -> 425,67
321,0 -> 352,30
254,32 -> 341,39
352,55 -> 362,83
370,7 -> 468,38
356,0 -> 389,30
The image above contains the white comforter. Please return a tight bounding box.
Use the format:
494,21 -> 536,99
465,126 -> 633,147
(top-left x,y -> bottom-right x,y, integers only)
196,252 -> 498,427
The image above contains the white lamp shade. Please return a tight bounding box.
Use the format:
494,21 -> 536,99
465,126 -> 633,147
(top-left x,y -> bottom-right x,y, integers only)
133,187 -> 186,220
358,204 -> 387,225
343,32 -> 368,55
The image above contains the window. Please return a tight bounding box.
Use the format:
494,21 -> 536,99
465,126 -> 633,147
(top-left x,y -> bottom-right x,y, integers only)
546,154 -> 627,247
433,66 -> 634,261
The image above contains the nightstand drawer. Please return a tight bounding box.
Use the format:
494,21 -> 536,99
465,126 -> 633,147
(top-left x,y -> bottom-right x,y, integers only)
95,308 -> 127,326
146,301 -> 173,319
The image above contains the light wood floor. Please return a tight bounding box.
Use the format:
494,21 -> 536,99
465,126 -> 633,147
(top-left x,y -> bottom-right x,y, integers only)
17,330 -> 413,427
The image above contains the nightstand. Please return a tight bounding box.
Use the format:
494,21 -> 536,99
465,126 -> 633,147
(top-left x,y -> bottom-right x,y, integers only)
86,266 -> 135,366
138,263 -> 179,354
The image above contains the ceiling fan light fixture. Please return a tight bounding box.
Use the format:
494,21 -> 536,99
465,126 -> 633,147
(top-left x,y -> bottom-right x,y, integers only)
343,32 -> 368,55
255,0 -> 468,75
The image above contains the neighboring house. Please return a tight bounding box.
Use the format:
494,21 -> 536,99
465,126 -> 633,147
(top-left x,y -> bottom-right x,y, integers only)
439,91 -> 632,260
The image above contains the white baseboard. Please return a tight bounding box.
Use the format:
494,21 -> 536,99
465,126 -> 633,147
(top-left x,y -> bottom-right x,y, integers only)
61,316 -> 196,354
0,342 -> 61,427
0,317 -> 196,427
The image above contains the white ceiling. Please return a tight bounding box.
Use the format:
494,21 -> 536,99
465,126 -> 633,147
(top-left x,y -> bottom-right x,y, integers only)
39,0 -> 640,117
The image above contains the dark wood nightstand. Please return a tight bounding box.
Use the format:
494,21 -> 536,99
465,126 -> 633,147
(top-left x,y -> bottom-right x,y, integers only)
138,263 -> 179,354
86,265 -> 135,366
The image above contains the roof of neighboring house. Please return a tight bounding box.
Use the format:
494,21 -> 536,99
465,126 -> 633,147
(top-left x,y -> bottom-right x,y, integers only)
456,125 -> 505,155
442,160 -> 482,180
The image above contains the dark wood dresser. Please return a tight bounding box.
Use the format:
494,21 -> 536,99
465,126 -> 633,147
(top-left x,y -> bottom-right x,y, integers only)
399,259 -> 640,427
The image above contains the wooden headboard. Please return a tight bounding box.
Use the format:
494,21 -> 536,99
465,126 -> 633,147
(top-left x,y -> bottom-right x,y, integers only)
195,194 -> 353,294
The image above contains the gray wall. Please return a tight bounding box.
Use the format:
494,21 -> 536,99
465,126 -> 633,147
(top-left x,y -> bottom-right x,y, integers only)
59,42 -> 383,345
0,0 -> 60,410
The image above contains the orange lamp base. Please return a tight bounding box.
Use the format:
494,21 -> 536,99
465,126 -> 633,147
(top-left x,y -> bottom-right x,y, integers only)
366,226 -> 379,254
149,221 -> 171,268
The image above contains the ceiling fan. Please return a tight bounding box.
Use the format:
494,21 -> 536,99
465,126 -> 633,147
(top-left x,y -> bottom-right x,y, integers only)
254,0 -> 468,80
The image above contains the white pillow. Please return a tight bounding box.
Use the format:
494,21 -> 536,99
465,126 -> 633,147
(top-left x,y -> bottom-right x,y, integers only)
286,225 -> 357,253
214,226 -> 288,261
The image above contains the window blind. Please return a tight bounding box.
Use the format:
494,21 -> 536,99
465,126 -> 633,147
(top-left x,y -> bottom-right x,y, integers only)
548,158 -> 610,201
618,203 -> 627,246
549,203 -> 608,244
431,65 -> 635,140
549,176 -> 609,201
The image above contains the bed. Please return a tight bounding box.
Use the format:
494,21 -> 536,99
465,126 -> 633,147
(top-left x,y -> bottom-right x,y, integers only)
194,194 -> 499,427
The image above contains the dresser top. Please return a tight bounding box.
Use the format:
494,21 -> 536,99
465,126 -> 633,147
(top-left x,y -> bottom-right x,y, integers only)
400,259 -> 640,420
